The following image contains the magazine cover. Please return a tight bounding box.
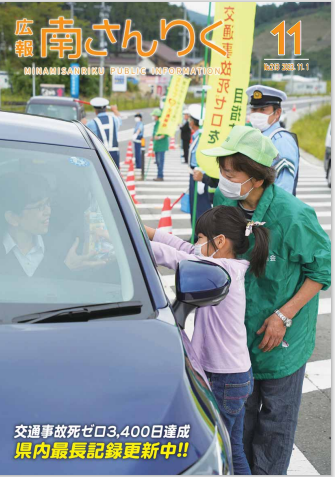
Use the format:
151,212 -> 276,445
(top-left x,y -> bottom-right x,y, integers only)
0,1 -> 331,475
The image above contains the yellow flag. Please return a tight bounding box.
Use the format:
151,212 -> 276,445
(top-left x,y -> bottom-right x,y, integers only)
157,75 -> 191,137
197,2 -> 256,178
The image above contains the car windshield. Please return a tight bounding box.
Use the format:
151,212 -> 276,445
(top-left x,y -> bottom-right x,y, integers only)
0,140 -> 153,323
27,103 -> 78,121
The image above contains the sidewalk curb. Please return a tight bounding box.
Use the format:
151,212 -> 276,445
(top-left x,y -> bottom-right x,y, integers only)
300,148 -> 324,168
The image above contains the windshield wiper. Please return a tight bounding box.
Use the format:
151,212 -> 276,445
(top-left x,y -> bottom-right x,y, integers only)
12,301 -> 143,324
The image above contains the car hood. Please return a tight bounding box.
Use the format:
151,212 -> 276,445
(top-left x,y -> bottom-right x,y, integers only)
0,318 -> 214,474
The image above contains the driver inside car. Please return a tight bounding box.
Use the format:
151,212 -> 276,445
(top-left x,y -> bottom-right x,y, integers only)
0,172 -> 108,278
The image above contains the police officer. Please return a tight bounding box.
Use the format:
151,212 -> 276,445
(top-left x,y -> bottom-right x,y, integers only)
133,113 -> 144,169
86,97 -> 122,168
246,85 -> 300,195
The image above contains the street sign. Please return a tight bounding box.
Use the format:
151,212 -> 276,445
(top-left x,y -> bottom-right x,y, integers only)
40,84 -> 65,96
112,74 -> 127,92
70,63 -> 80,98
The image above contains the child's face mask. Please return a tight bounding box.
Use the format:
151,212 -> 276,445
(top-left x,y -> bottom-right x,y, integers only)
194,235 -> 220,258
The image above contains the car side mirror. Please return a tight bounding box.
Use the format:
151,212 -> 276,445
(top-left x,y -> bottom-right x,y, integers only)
172,260 -> 231,329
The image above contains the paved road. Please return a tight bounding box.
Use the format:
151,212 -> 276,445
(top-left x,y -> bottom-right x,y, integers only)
119,134 -> 331,474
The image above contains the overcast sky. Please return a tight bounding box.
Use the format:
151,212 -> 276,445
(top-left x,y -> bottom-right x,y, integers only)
170,2 -> 281,16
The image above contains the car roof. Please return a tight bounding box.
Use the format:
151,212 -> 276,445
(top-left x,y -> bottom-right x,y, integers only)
0,111 -> 90,148
27,96 -> 82,107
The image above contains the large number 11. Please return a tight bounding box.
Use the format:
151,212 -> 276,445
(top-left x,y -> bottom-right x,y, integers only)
270,21 -> 301,55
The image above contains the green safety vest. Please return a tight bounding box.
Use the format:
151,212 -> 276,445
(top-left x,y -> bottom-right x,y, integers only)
213,184 -> 331,380
153,120 -> 169,152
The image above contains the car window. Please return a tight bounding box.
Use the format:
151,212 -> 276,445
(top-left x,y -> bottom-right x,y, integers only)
27,103 -> 78,121
0,140 -> 153,323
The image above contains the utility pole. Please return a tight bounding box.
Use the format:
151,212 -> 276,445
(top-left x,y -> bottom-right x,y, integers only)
94,2 -> 110,97
289,36 -> 295,95
180,3 -> 187,68
99,2 -> 105,96
32,61 -> 36,96
67,2 -> 83,20
258,56 -> 262,84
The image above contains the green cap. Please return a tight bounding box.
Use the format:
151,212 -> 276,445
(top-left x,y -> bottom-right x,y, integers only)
151,108 -> 162,117
201,125 -> 278,167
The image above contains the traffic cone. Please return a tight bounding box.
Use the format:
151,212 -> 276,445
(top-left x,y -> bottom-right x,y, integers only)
169,137 -> 176,150
126,162 -> 139,204
146,139 -> 155,158
292,104 -> 297,112
125,141 -> 134,165
158,197 -> 173,233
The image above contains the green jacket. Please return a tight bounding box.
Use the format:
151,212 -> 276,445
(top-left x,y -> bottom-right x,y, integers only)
153,120 -> 169,152
213,184 -> 331,380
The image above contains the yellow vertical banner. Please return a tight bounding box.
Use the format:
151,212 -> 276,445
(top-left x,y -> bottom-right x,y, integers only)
157,75 -> 191,137
197,2 -> 256,178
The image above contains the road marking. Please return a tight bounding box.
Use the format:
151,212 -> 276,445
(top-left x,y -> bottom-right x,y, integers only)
318,297 -> 331,315
321,224 -> 331,231
297,187 -> 332,192
136,203 -> 182,209
134,182 -> 189,186
306,202 -> 331,208
169,228 -> 192,236
297,194 -> 332,199
140,213 -> 190,220
288,445 -> 319,475
135,187 -> 186,192
134,177 -> 189,182
303,359 -> 331,394
315,211 -> 331,217
135,194 -> 182,199
297,181 -> 328,185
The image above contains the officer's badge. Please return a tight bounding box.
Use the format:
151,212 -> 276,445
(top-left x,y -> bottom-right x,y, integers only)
253,91 -> 262,99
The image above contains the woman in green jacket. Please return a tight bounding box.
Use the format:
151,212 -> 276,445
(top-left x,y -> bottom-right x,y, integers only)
150,108 -> 169,181
201,125 -> 331,475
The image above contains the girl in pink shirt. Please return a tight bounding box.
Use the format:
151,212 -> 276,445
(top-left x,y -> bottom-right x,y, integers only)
145,205 -> 269,475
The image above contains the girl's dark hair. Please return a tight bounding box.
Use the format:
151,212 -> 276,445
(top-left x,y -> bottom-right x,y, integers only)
195,205 -> 270,277
217,152 -> 276,189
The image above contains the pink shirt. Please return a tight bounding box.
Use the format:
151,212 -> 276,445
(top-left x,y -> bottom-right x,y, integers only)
151,229 -> 251,374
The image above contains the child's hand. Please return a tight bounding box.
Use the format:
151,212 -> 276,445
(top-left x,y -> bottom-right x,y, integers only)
144,225 -> 156,240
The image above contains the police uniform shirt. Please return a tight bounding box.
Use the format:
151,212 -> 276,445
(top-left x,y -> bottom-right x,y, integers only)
189,129 -> 200,167
246,86 -> 298,195
133,121 -> 144,141
263,120 -> 299,195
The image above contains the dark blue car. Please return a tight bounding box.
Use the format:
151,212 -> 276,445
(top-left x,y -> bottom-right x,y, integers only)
0,111 -> 233,475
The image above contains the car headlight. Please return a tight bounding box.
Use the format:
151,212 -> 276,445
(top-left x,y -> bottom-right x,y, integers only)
182,426 -> 231,475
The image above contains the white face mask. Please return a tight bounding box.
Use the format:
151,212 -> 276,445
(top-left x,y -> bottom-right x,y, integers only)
249,111 -> 275,132
134,117 -> 141,122
194,236 -> 220,258
219,174 -> 254,200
